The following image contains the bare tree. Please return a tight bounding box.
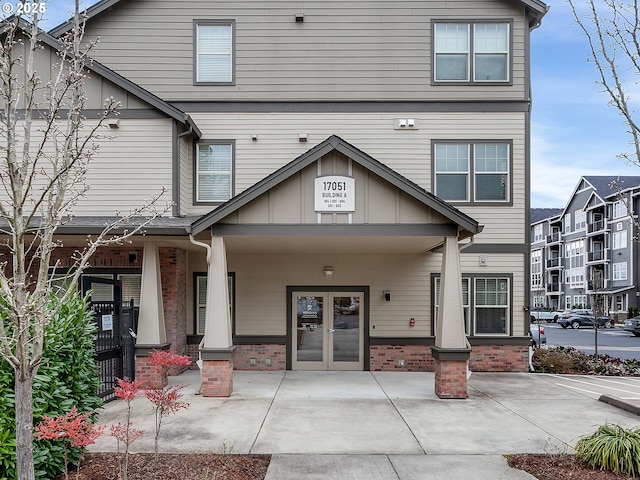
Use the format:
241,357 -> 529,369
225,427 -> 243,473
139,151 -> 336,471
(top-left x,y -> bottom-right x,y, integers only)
568,0 -> 640,166
0,4 -> 169,479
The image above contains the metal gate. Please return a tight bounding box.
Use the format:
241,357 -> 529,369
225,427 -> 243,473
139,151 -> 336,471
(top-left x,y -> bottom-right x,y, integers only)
82,276 -> 136,401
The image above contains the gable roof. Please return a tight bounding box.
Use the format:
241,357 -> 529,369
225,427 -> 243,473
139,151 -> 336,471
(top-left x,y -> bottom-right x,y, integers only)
49,0 -> 549,36
6,17 -> 200,137
190,135 -> 483,236
556,175 -> 640,219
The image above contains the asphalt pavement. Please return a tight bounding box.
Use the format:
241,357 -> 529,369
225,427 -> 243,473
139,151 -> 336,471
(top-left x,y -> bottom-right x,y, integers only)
90,369 -> 640,479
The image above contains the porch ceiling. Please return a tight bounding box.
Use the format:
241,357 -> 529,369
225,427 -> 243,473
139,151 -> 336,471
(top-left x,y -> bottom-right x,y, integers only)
222,235 -> 443,254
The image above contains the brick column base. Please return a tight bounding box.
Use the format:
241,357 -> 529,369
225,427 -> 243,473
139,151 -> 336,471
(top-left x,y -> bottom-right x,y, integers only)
201,359 -> 233,397
431,346 -> 471,399
135,354 -> 168,390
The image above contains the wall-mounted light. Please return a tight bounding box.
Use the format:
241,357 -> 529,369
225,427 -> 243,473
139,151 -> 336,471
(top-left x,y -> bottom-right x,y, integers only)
323,266 -> 334,277
108,118 -> 120,128
384,290 -> 391,302
251,134 -> 258,141
295,13 -> 304,22
299,133 -> 308,142
479,256 -> 487,266
128,252 -> 138,264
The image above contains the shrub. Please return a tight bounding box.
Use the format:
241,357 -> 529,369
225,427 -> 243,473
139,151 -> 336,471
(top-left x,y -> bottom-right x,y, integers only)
532,346 -> 640,376
532,346 -> 590,374
0,292 -> 102,479
575,424 -> 640,477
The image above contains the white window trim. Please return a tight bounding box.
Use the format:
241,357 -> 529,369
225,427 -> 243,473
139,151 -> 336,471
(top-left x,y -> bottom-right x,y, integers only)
613,262 -> 628,281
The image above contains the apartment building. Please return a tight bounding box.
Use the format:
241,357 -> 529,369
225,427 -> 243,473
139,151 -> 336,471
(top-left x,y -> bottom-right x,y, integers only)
6,0 -> 549,398
531,176 -> 640,321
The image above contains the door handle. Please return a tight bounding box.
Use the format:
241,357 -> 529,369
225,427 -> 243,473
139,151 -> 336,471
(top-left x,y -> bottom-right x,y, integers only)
328,328 -> 336,333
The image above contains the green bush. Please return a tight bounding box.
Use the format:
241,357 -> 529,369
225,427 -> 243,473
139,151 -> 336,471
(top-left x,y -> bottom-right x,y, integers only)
532,346 -> 590,374
575,424 -> 640,477
0,292 -> 102,479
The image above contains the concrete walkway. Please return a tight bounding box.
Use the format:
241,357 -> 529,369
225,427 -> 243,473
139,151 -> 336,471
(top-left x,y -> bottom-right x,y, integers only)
90,370 -> 640,479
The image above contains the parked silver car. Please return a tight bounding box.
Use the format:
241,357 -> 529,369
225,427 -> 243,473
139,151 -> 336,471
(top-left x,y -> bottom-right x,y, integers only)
529,323 -> 547,346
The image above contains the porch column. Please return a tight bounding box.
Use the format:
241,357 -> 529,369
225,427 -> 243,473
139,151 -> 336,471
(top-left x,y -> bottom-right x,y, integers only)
135,240 -> 170,388
196,235 -> 235,397
431,236 -> 471,399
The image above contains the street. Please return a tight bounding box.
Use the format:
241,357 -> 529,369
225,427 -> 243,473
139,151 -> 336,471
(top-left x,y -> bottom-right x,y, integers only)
539,321 -> 640,360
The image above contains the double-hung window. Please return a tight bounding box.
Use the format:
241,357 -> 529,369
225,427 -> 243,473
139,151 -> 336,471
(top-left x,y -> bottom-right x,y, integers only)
433,21 -> 510,83
434,142 -> 510,203
195,21 -> 234,84
433,275 -> 510,336
613,262 -> 627,281
196,141 -> 234,204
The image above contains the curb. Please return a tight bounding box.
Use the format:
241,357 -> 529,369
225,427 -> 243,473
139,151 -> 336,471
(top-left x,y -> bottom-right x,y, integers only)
598,395 -> 640,416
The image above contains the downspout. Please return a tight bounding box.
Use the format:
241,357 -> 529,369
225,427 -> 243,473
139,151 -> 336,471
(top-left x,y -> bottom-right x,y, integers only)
188,232 -> 211,393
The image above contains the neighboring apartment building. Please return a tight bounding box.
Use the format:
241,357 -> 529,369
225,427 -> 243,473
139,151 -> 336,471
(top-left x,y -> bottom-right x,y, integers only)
530,176 -> 640,321
23,0 -> 548,398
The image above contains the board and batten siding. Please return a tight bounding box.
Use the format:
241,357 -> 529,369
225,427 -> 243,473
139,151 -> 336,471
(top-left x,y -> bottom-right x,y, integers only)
208,252 -> 526,337
79,0 -> 529,102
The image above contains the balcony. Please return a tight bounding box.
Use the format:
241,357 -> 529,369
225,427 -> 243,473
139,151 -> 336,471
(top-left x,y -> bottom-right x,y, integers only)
546,283 -> 562,293
546,232 -> 562,244
546,258 -> 563,269
587,251 -> 608,264
587,220 -> 608,235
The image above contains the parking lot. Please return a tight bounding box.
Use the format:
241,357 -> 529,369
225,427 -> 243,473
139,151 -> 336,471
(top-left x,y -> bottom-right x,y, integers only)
544,374 -> 640,414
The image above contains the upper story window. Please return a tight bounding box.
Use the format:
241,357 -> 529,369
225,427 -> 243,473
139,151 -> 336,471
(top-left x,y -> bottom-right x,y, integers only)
612,200 -> 627,219
533,224 -> 543,242
195,141 -> 234,204
433,21 -> 510,83
563,214 -> 571,233
434,142 -> 510,203
195,20 -> 235,85
574,209 -> 586,230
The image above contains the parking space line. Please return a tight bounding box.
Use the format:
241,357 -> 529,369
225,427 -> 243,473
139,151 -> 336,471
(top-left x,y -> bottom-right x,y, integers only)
550,375 -> 640,396
554,383 -> 602,396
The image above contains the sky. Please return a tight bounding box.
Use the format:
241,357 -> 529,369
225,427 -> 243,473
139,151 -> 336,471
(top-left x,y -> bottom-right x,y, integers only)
18,0 -> 640,209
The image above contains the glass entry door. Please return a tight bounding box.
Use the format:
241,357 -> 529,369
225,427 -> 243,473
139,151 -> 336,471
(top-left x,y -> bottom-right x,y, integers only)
292,291 -> 364,370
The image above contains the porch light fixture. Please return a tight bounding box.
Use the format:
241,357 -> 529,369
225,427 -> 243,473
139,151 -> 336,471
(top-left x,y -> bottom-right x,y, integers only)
323,266 -> 334,277
295,13 -> 304,22
107,118 -> 120,128
299,133 -> 308,142
384,290 -> 391,302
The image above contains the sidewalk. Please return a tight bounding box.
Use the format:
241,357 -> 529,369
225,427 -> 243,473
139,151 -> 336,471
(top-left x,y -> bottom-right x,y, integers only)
90,370 -> 640,479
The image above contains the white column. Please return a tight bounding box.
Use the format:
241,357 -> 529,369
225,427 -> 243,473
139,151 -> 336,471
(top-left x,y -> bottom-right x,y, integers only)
435,236 -> 468,349
202,235 -> 233,349
136,240 -> 167,345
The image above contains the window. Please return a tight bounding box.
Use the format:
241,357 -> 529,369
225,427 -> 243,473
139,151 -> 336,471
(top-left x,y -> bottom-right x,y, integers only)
613,262 -> 627,281
434,142 -> 509,202
612,231 -> 627,250
533,295 -> 545,308
433,21 -> 510,82
433,275 -> 510,336
195,273 -> 235,335
574,209 -> 586,230
195,21 -> 234,84
612,200 -> 627,219
475,277 -> 509,334
565,296 -> 572,309
196,141 -> 234,203
533,224 -> 544,242
565,240 -> 585,287
531,249 -> 542,289
573,295 -> 586,308
614,294 -> 626,312
563,214 -> 571,233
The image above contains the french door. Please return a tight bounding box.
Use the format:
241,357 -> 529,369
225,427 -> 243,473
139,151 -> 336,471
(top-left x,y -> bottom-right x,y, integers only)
292,291 -> 364,370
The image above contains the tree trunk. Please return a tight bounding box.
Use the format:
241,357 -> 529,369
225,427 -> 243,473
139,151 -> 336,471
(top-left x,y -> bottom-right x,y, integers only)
15,372 -> 35,480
